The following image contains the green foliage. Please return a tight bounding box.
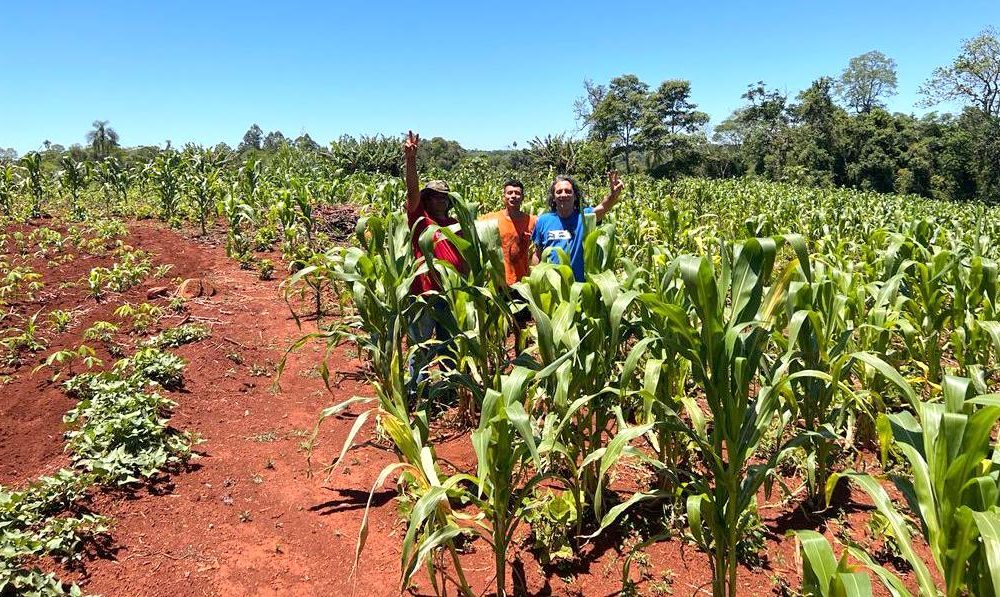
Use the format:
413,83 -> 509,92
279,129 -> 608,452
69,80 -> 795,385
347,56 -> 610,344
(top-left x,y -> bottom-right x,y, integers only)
0,469 -> 104,596
113,347 -> 186,389
920,27 -> 1000,118
114,301 -> 164,334
62,367 -> 191,484
47,309 -> 74,333
258,258 -> 275,280
85,249 -> 152,300
143,323 -> 211,348
830,376 -> 1000,596
522,489 -> 579,565
82,321 -> 119,343
33,344 -> 102,382
837,50 -> 898,114
791,531 -> 872,596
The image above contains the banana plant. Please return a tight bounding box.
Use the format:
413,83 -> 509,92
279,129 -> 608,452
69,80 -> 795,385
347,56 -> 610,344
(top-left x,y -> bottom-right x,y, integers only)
829,375 -> 1000,597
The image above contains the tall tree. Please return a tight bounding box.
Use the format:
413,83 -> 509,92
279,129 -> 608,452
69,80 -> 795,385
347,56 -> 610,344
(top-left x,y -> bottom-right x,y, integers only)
295,133 -> 320,152
920,27 -> 1000,117
239,124 -> 264,152
639,80 -> 709,176
791,77 -> 847,184
262,130 -> 288,151
86,120 -> 120,159
836,50 -> 898,113
719,82 -> 791,178
576,74 -> 649,173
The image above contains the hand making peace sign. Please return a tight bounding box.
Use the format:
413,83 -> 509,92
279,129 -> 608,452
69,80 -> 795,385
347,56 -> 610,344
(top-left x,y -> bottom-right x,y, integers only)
608,170 -> 625,199
404,130 -> 420,160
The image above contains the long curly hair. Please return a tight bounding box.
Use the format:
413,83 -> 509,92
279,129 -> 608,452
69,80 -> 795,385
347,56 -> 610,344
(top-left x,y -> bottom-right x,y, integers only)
547,175 -> 584,213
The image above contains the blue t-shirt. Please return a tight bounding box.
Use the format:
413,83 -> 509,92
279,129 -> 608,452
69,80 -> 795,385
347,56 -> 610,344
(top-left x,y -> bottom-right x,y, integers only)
531,207 -> 593,282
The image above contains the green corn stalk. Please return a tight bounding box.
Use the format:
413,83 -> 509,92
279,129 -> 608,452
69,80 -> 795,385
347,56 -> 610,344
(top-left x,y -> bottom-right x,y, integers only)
417,194 -> 515,405
643,236 -> 808,597
790,530 -> 873,597
950,255 -> 1000,381
514,217 -> 645,510
218,188 -> 257,261
183,149 -> 226,235
19,152 -> 45,219
830,374 -> 1000,597
896,247 -> 958,391
464,354 -> 575,597
779,258 -> 869,504
59,157 -> 89,221
0,162 -> 16,216
151,151 -> 183,223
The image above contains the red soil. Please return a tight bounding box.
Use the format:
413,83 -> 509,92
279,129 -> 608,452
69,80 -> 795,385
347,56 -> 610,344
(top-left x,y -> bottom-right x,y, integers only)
1,220 -> 925,596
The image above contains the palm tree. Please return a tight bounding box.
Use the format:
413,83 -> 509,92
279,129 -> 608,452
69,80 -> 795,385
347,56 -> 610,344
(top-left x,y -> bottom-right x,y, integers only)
86,120 -> 120,159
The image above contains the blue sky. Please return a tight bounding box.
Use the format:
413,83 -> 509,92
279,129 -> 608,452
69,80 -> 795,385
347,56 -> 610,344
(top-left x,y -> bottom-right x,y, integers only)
2,1 -> 997,154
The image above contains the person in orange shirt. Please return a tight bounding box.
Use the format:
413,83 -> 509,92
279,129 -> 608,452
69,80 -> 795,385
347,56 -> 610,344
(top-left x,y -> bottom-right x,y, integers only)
480,180 -> 536,328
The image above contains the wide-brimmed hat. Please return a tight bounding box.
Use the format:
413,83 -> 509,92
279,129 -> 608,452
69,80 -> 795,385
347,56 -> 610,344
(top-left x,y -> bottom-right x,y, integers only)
419,180 -> 451,200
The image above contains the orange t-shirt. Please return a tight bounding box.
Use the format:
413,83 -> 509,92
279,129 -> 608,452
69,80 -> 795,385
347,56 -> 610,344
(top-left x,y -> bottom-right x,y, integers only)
481,210 -> 537,286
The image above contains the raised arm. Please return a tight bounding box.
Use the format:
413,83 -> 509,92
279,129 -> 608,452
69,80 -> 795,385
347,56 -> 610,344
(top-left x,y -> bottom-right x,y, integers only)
593,170 -> 625,222
404,130 -> 421,214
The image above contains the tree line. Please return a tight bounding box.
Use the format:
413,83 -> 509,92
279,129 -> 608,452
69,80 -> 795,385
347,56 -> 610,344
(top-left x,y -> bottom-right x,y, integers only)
4,27 -> 997,203
571,27 -> 1000,202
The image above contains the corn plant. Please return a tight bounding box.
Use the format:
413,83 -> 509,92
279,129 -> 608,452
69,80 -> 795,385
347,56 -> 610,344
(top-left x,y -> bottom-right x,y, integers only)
47,309 -> 74,333
514,219 -> 646,509
892,240 -> 959,391
418,196 -> 512,406
59,157 -> 89,221
790,530 -> 872,596
0,162 -> 16,217
778,259 -> 869,504
185,150 -> 225,235
96,157 -> 132,216
830,374 -> 1000,596
949,254 -> 1000,383
643,237 -> 807,597
19,152 -> 45,219
461,354 -> 577,597
151,151 -> 184,223
1,311 -> 48,357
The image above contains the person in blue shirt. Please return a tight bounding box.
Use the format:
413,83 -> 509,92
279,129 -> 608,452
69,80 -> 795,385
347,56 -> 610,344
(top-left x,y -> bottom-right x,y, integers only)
531,172 -> 626,281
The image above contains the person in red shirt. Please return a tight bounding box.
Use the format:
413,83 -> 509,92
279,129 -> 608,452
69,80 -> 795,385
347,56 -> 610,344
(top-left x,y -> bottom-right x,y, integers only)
404,131 -> 464,292
403,131 -> 463,398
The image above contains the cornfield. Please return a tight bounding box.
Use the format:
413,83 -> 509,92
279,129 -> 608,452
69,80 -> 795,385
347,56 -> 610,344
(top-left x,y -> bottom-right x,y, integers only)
4,144 -> 1000,596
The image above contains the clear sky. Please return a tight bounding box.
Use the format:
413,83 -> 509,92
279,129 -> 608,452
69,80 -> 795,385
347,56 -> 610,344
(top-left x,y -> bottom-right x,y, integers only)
2,1 -> 997,154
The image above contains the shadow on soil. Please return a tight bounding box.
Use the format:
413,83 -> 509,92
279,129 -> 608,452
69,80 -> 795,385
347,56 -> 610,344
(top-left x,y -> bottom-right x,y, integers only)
309,487 -> 396,515
768,479 -> 871,534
